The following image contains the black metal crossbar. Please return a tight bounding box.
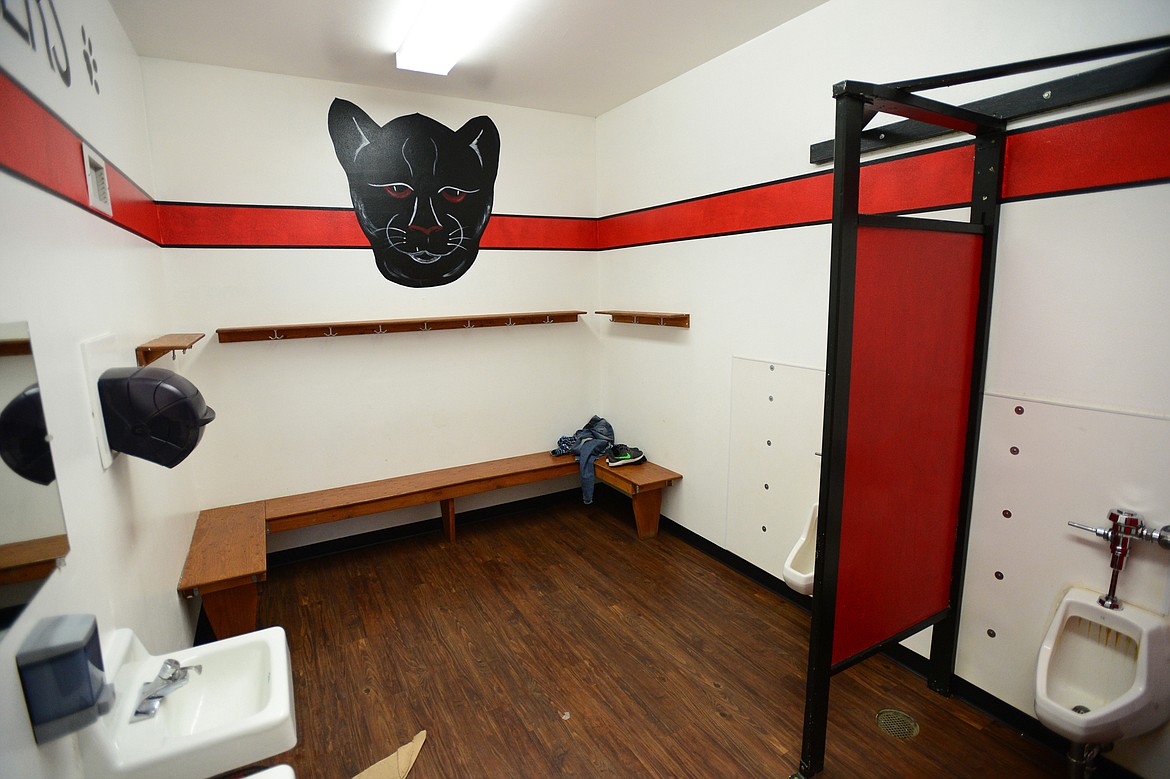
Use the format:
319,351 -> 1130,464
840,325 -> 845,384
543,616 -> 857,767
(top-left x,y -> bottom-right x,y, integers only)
810,42 -> 1170,164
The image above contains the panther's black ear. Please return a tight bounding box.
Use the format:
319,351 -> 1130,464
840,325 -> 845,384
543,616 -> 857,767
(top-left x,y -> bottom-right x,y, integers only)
456,116 -> 500,179
328,98 -> 382,172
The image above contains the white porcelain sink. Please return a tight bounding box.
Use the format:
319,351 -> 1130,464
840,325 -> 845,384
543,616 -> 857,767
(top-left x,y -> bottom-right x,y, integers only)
81,626 -> 296,779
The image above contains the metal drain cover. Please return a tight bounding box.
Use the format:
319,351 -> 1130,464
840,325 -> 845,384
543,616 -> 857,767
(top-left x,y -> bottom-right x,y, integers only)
875,708 -> 920,739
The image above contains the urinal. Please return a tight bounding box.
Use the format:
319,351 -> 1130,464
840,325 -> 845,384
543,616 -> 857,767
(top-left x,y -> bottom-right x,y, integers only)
1035,587 -> 1170,744
783,504 -> 818,596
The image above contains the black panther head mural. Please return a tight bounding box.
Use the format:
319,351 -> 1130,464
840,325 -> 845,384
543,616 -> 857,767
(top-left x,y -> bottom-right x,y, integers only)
328,99 -> 500,287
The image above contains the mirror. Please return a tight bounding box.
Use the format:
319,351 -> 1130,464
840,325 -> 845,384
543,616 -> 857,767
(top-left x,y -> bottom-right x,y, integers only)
0,322 -> 68,635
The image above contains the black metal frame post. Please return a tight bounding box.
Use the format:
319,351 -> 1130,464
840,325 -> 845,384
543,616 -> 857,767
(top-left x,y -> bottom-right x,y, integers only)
793,34 -> 1170,778
798,84 -> 1002,777
795,91 -> 866,779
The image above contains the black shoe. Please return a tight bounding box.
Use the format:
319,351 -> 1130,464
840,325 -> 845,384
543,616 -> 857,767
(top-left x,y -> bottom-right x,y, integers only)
607,444 -> 645,467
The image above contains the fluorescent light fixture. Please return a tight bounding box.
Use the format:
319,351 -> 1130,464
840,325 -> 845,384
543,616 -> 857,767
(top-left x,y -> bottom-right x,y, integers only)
395,0 -> 522,76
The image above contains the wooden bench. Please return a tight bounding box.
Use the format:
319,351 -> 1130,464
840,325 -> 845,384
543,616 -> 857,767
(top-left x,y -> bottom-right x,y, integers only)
178,451 -> 681,639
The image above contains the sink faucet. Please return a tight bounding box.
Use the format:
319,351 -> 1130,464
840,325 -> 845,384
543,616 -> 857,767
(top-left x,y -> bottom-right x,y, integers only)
131,659 -> 202,722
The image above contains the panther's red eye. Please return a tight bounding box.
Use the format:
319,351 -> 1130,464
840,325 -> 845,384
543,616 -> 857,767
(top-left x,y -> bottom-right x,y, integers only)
384,184 -> 413,199
440,188 -> 468,204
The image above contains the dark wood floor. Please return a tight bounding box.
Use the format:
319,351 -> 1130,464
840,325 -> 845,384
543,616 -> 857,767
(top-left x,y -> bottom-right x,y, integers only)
254,491 -> 1063,778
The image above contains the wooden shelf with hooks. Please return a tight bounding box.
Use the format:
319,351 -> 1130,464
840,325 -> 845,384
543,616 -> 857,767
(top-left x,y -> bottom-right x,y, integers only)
216,311 -> 587,344
135,333 -> 206,366
596,310 -> 690,328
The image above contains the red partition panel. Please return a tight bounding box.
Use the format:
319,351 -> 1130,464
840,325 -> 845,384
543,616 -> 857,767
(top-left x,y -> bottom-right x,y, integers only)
831,225 -> 983,666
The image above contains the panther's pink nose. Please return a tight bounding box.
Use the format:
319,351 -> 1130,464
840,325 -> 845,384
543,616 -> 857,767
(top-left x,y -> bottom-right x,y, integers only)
409,224 -> 441,235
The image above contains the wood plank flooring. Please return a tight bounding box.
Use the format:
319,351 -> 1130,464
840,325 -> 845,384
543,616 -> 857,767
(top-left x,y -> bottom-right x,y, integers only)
254,491 -> 1063,778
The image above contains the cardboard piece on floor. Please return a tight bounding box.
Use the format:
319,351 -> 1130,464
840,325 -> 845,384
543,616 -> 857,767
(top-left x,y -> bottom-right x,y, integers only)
352,730 -> 427,779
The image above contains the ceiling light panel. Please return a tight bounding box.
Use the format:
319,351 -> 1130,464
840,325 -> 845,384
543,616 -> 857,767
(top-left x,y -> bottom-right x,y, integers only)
395,0 -> 523,75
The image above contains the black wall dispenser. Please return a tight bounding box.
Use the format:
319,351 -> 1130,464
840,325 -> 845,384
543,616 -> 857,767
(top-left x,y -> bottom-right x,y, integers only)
0,383 -> 55,485
17,614 -> 113,743
97,366 -> 215,468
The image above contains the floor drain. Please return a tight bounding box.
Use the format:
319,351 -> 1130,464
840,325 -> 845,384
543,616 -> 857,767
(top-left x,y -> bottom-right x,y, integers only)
875,708 -> 920,740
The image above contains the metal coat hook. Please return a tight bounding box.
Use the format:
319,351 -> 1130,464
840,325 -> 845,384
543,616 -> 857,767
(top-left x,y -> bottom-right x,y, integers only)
324,327 -> 337,337
268,330 -> 283,340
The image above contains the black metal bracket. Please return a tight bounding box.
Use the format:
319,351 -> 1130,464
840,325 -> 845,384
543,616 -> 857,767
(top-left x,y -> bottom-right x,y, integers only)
834,80 -> 1006,136
811,40 -> 1170,164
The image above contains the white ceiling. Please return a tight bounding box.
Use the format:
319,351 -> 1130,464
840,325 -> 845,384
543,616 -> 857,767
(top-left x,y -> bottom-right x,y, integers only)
109,0 -> 828,117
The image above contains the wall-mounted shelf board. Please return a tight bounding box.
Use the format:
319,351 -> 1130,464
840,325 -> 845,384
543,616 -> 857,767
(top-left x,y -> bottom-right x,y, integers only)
217,311 -> 588,344
0,534 -> 68,586
136,333 -> 206,366
0,338 -> 32,357
596,310 -> 690,328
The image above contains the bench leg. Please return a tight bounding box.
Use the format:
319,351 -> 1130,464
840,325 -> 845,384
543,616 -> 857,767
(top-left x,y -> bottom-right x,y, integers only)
441,498 -> 456,541
630,489 -> 663,538
201,583 -> 258,639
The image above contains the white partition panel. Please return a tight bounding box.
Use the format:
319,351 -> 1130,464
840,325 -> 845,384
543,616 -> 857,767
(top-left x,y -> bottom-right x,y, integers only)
958,394 -> 1170,773
726,357 -> 824,580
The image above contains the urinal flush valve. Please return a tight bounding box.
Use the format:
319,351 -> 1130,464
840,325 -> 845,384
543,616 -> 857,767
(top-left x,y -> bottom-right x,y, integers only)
1068,509 -> 1170,610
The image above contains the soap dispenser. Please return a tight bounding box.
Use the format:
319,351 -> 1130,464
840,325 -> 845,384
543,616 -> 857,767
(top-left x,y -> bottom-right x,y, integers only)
16,614 -> 114,743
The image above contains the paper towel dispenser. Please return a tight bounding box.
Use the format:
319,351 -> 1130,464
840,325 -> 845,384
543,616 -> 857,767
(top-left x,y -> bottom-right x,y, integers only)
97,366 -> 215,468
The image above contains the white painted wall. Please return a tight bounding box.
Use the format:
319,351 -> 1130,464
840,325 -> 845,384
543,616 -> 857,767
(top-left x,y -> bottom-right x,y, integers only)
726,359 -> 824,577
4,0 -> 1170,777
595,1 -> 1170,775
139,61 -> 602,544
0,3 -> 191,777
968,188 -> 1170,776
0,4 -> 601,776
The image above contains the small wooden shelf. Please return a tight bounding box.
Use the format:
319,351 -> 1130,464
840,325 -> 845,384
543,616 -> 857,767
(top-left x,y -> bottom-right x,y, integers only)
0,534 -> 69,586
136,333 -> 206,366
596,310 -> 690,328
0,338 -> 33,357
217,311 -> 587,344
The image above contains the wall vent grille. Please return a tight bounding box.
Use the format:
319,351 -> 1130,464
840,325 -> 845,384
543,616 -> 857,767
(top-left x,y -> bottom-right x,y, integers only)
82,144 -> 112,216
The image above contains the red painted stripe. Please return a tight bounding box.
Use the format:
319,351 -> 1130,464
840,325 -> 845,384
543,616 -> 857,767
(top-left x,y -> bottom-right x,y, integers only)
1003,100 -> 1170,199
0,74 -> 162,240
598,175 -> 833,249
107,165 -> 160,241
481,214 -> 598,250
597,144 -> 977,249
0,74 -> 89,207
157,204 -> 597,250
158,203 -> 366,247
2,68 -> 1167,252
859,144 -> 973,214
